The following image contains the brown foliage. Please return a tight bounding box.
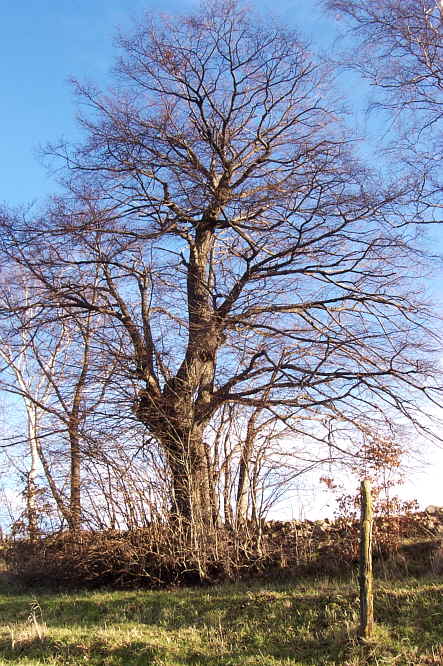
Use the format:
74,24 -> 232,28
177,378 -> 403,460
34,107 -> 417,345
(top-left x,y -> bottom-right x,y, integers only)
5,524 -> 267,588
5,508 -> 442,588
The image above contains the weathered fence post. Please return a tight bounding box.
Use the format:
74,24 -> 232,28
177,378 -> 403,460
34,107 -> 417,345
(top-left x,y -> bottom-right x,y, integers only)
359,479 -> 374,641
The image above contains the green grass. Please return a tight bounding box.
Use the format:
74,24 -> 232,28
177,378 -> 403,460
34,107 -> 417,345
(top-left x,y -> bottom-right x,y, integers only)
0,574 -> 442,665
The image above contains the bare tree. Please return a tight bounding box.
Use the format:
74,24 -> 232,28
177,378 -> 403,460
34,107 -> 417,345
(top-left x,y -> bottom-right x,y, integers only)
1,0 -> 442,527
327,0 -> 443,206
327,0 -> 443,125
0,267 -> 109,532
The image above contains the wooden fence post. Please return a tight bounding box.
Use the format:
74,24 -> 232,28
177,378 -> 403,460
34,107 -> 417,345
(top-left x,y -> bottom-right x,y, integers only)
359,479 -> 374,641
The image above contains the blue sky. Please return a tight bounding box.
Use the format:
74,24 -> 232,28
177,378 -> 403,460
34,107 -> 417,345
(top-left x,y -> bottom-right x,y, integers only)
1,0 -> 442,518
1,0 -> 335,208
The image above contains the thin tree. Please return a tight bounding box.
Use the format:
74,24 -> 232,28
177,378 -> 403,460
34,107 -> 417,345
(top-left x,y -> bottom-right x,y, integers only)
0,268 -> 107,532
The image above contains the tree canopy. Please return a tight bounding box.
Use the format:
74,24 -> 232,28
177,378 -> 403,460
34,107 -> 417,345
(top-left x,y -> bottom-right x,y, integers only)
1,0 -> 442,531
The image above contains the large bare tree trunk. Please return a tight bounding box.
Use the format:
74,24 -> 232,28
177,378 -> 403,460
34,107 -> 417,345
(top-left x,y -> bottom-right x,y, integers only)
136,226 -> 221,527
160,427 -> 214,527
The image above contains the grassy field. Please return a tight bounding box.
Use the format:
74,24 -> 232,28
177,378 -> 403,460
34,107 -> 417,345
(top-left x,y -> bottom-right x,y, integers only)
0,573 -> 442,665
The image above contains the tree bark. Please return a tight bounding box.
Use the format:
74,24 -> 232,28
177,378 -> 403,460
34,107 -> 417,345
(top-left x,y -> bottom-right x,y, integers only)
67,324 -> 91,532
161,427 -> 214,527
26,403 -> 39,541
68,428 -> 81,531
236,413 -> 257,525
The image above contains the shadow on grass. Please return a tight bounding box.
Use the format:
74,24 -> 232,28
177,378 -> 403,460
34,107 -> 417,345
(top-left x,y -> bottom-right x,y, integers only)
374,584 -> 443,644
0,634 -> 356,666
0,637 -> 158,665
0,577 -> 442,665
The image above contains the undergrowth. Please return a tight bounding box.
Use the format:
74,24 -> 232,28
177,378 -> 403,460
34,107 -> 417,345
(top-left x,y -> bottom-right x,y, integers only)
4,512 -> 440,588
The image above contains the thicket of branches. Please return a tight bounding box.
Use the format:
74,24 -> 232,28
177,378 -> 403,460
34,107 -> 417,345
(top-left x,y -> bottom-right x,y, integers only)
328,0 -> 443,208
0,0 -> 442,553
